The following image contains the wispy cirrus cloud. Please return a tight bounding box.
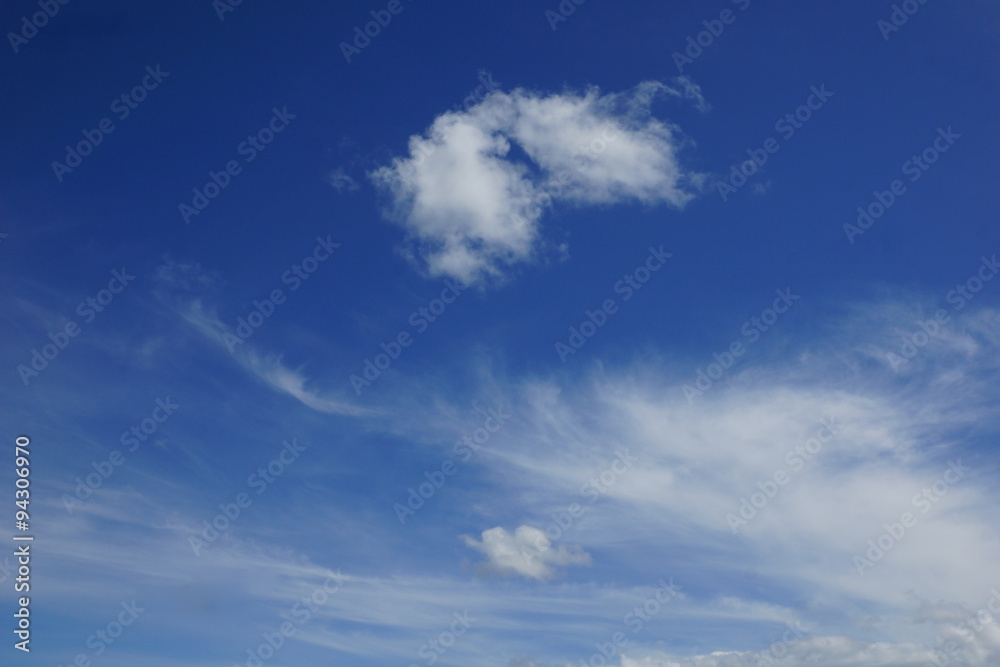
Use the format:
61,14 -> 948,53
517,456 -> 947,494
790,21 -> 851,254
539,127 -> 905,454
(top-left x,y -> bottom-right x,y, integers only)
178,299 -> 369,416
153,260 -> 370,417
432,301 -> 1000,665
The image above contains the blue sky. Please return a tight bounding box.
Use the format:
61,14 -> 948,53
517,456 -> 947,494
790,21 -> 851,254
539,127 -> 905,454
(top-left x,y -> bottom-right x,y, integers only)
2,0 -> 1000,665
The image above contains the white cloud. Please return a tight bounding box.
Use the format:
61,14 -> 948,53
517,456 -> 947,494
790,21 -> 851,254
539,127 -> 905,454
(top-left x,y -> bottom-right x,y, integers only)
154,262 -> 369,418
462,525 -> 591,580
243,349 -> 371,416
152,258 -> 222,291
373,114 -> 541,283
416,302 -> 1000,663
616,635 -> 963,666
328,168 -> 360,193
491,358 -> 999,606
81,269 -> 1000,665
41,429 -> 1000,666
371,80 -> 705,285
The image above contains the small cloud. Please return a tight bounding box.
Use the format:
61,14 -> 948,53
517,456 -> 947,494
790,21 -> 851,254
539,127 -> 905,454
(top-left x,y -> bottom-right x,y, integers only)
153,258 -> 222,292
329,168 -> 360,193
670,75 -> 710,113
244,350 -> 370,416
462,525 -> 591,581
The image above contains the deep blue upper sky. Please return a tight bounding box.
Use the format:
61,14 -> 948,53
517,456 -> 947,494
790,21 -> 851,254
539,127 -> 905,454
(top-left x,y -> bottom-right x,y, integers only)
2,1 -> 999,666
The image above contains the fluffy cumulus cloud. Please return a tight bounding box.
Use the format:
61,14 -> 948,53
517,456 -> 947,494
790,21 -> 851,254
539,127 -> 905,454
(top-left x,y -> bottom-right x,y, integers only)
370,80 -> 705,285
462,525 -> 592,580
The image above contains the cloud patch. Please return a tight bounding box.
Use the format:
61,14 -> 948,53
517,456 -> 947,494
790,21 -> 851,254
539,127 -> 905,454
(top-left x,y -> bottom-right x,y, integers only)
153,261 -> 369,418
371,80 -> 705,285
462,525 -> 592,580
